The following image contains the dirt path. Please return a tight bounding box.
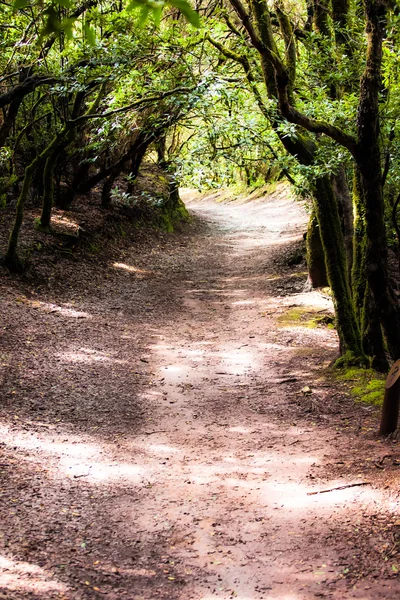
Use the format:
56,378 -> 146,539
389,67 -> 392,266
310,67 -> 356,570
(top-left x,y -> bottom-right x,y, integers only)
1,188 -> 400,599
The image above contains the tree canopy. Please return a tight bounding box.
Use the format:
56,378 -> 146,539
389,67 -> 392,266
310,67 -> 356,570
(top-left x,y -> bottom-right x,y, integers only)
2,0 -> 400,375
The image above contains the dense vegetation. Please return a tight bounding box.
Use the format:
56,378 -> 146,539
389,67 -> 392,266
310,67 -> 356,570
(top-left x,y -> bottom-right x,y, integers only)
2,0 -> 400,374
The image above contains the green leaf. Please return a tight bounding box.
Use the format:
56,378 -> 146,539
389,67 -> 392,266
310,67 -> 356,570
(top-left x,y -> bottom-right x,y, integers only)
13,0 -> 29,9
152,5 -> 163,26
56,0 -> 72,7
83,22 -> 96,45
168,0 -> 200,27
138,5 -> 150,26
40,6 -> 61,36
126,0 -> 142,10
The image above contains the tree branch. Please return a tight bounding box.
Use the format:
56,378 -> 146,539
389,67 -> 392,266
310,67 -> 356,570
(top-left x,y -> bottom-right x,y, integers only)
69,86 -> 195,126
281,104 -> 358,156
229,0 -> 358,157
229,0 -> 265,52
0,75 -> 56,108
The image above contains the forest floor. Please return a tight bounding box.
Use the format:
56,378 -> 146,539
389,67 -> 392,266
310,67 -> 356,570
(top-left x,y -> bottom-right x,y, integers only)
1,185 -> 400,599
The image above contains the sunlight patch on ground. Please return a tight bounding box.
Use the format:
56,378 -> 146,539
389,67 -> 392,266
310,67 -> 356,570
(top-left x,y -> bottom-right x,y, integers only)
113,262 -> 150,274
200,597 -> 258,600
149,444 -> 180,454
229,234 -> 301,250
185,288 -> 248,296
50,212 -> 80,233
0,555 -> 69,595
228,426 -> 252,433
0,425 -> 145,484
58,347 -> 127,364
220,350 -> 257,373
0,425 -> 99,458
160,364 -> 186,373
231,299 -> 256,306
283,484 -> 379,510
200,595 -> 301,600
66,461 -> 144,482
279,293 -> 333,312
16,297 -> 90,318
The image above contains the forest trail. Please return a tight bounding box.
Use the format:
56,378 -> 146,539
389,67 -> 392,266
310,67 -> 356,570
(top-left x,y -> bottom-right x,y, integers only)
1,188 -> 400,600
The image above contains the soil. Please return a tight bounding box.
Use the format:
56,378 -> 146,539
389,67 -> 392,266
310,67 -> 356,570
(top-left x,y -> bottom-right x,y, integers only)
1,185 -> 400,600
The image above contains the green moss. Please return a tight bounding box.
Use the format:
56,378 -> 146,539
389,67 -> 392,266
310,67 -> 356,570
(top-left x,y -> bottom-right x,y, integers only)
34,218 -> 52,233
335,365 -> 385,406
157,198 -> 189,232
277,307 -> 334,329
334,351 -> 369,369
336,366 -> 374,381
352,379 -> 385,406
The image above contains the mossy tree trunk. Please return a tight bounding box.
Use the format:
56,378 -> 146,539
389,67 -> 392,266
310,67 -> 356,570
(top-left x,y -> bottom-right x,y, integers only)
4,125 -> 71,270
332,167 -> 353,275
355,0 -> 400,361
351,170 -> 367,323
40,91 -> 92,228
350,168 -> 386,368
39,130 -> 75,229
4,159 -> 37,271
306,204 -> 328,288
313,175 -> 362,357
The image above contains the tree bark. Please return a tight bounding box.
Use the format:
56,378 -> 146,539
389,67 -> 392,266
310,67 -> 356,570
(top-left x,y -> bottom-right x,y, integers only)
355,0 -> 400,360
332,166 -> 353,274
306,204 -> 328,288
313,175 -> 362,357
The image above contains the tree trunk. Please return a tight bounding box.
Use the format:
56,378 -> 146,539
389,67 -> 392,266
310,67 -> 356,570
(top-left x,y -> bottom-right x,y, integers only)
4,125 -> 71,268
332,166 -> 353,274
306,204 -> 328,288
313,175 -> 363,358
4,160 -> 36,271
356,0 -> 400,360
361,286 -> 389,372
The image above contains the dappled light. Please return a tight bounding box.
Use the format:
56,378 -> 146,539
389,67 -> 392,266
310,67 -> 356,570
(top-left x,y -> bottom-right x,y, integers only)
58,347 -> 128,365
0,425 -> 145,483
2,0 -> 400,596
113,262 -> 151,274
0,555 -> 69,595
16,297 -> 91,319
2,190 -> 399,600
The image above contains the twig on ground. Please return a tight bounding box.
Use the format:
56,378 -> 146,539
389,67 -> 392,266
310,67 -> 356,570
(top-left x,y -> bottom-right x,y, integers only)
307,482 -> 371,496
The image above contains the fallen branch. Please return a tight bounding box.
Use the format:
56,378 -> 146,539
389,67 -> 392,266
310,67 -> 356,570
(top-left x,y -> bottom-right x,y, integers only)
307,482 -> 370,496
